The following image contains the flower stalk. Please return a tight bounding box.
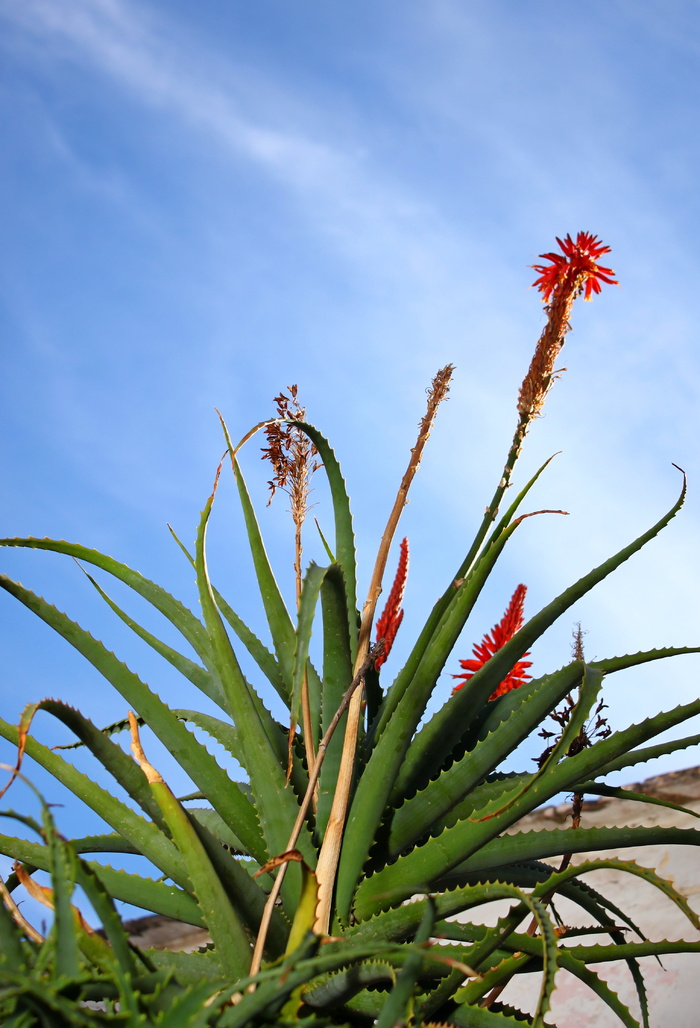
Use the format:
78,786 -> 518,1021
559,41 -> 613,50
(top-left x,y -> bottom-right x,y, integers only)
313,365 -> 453,934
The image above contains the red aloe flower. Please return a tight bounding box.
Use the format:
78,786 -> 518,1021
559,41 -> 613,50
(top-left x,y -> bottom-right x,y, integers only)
374,537 -> 409,669
532,231 -> 618,304
453,584 -> 532,700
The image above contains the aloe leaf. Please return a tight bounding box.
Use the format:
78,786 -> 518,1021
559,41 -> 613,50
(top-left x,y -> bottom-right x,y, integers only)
397,478 -> 686,802
213,587 -> 289,704
439,691 -> 700,848
174,704 -> 312,810
78,566 -> 225,709
571,782 -> 700,820
473,928 -> 647,1028
451,861 -> 649,944
0,978 -> 107,1026
454,890 -> 558,1021
0,831 -> 204,925
217,935 -> 467,1028
289,560 -> 352,804
456,824 -> 700,880
348,882 -> 541,947
0,717 -> 188,886
448,643 -> 700,772
139,763 -> 252,980
291,562 -> 333,752
14,699 -> 167,830
449,1001 -> 538,1026
140,946 -> 225,985
193,468 -> 315,899
592,645 -> 700,675
530,665 -> 603,773
0,536 -> 213,665
72,857 -> 141,979
292,422 -> 359,657
468,666 -> 605,824
531,857 -> 700,932
41,801 -> 81,981
584,733 -> 700,780
213,583 -> 325,789
355,809 -> 700,921
569,939 -> 700,961
168,521 -> 287,701
336,517 -> 523,922
303,961 -> 396,1010
374,898 -> 435,1028
494,860 -> 676,1023
317,563 -> 354,840
182,808 -> 248,856
530,694 -> 700,809
174,495 -> 300,783
372,455 -> 556,745
168,706 -> 300,801
187,815 -> 289,959
384,663 -> 585,858
555,950 -> 642,1028
0,581 -> 266,862
149,982 -> 232,1028
220,424 -> 296,693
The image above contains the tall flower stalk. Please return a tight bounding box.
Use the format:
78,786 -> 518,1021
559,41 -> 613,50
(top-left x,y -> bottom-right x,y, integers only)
459,233 -> 618,591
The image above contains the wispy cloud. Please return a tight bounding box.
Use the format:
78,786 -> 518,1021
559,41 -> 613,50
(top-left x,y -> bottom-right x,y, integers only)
2,0 -> 471,293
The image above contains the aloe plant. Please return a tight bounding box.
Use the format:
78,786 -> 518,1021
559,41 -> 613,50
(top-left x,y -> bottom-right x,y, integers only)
2,233 -> 700,1026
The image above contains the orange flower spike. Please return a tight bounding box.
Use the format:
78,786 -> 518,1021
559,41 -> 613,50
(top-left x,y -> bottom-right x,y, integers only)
374,537 -> 409,669
532,231 -> 618,304
453,584 -> 532,700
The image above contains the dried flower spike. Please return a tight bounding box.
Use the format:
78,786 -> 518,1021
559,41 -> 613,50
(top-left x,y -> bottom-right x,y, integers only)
374,537 -> 409,669
261,385 -> 319,604
453,584 -> 532,700
261,385 -> 317,506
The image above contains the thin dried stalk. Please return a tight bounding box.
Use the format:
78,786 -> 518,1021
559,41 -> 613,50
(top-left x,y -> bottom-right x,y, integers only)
0,875 -> 44,944
313,365 -> 453,935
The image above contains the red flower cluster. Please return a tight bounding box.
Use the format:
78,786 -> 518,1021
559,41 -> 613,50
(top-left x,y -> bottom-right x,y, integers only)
453,584 -> 532,700
532,232 -> 618,304
374,538 -> 409,669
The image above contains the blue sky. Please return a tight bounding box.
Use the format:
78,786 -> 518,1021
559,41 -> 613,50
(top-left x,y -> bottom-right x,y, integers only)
2,0 -> 700,913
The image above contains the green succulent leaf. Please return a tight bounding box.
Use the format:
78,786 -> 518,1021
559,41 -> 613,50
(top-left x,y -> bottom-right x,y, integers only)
0,583 -> 266,862
399,477 -> 686,803
193,464 -> 316,910
0,716 -> 189,887
0,536 -> 215,666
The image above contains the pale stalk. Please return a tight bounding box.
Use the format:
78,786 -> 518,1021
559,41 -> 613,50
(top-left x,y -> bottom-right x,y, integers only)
313,366 -> 453,934
457,272 -> 585,586
249,647 -> 380,979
